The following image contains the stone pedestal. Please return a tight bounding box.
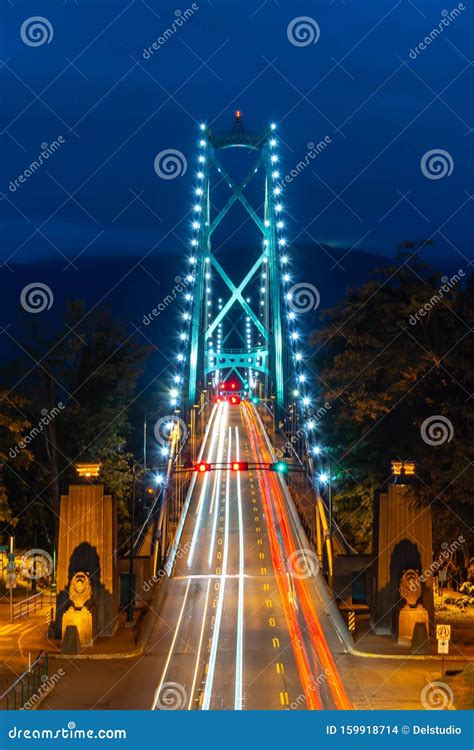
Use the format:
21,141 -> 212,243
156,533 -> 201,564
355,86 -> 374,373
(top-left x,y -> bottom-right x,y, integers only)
398,605 -> 429,643
62,607 -> 95,648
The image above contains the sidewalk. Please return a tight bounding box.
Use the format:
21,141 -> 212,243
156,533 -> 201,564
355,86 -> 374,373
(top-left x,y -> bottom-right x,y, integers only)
350,612 -> 474,661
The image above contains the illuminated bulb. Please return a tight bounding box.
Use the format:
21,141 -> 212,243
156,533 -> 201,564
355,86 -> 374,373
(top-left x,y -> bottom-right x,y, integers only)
275,203 -> 283,212
319,472 -> 329,484
272,170 -> 280,179
270,122 -> 276,130
288,311 -> 295,320
191,239 -> 198,247
276,221 -> 284,229
192,221 -> 200,229
271,155 -> 278,163
186,274 -> 194,283
199,139 -> 206,147
197,171 -> 204,179
283,273 -> 290,282
177,353 -> 184,361
274,187 -> 281,195
198,155 -> 205,163
281,255 -> 288,263
193,204 -> 201,212
291,331 -> 299,340
293,389 -> 299,397
295,352 -> 302,361
312,445 -> 321,455
199,123 -> 206,130
195,187 -> 203,196
270,138 -> 277,147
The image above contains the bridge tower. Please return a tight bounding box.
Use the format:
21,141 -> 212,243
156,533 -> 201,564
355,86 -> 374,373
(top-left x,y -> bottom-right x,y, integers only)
181,113 -> 288,417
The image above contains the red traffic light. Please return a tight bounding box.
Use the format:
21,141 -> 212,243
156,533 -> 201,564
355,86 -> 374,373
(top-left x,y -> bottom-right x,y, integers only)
230,382 -> 237,390
230,395 -> 241,405
231,461 -> 249,471
195,462 -> 211,473
214,395 -> 227,404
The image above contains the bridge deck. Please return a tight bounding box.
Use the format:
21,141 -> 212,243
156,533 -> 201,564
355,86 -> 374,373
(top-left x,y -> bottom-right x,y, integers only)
152,402 -> 352,710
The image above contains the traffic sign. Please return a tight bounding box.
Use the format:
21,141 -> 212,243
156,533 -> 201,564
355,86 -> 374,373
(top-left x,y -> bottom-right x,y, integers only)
6,571 -> 17,589
438,638 -> 449,654
436,624 -> 451,640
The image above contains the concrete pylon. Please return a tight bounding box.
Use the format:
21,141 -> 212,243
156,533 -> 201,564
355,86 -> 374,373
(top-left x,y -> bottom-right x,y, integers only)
55,483 -> 118,639
372,463 -> 434,637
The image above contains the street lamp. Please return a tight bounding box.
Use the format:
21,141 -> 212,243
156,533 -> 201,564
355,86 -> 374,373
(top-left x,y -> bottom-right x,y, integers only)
318,468 -> 332,540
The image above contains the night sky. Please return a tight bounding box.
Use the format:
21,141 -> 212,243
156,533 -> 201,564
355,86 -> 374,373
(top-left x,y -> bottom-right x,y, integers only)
2,0 -> 473,274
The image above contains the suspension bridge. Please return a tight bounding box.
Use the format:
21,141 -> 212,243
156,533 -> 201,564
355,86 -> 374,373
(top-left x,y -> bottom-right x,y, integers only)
139,113 -> 354,710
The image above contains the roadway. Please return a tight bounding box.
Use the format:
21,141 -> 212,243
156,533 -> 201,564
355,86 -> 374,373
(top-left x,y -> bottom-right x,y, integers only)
152,401 -> 352,710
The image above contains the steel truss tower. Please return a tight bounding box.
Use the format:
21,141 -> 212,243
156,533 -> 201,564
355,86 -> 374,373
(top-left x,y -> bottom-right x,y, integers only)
185,114 -> 287,415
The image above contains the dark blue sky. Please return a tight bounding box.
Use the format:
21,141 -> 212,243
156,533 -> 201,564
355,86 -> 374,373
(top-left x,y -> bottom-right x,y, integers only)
1,0 -> 473,269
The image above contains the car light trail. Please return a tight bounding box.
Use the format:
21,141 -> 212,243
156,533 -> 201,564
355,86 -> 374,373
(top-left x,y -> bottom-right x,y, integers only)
188,403 -> 226,568
207,403 -> 228,566
234,424 -> 244,710
152,578 -> 192,710
188,577 -> 212,710
201,426 -> 232,710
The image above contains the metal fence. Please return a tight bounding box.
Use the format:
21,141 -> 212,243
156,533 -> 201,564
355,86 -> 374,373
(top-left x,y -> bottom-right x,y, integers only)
12,591 -> 44,620
0,652 -> 49,710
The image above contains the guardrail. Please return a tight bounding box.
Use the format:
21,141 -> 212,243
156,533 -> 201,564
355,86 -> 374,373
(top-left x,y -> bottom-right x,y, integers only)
0,651 -> 48,710
12,591 -> 44,620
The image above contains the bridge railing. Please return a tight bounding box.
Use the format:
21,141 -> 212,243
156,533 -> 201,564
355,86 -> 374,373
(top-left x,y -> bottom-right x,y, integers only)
0,652 -> 48,710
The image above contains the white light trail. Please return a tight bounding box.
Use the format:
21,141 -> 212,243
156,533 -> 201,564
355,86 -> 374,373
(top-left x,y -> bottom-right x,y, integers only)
188,577 -> 211,710
152,578 -> 191,710
234,425 -> 245,711
187,403 -> 225,569
201,427 -> 231,710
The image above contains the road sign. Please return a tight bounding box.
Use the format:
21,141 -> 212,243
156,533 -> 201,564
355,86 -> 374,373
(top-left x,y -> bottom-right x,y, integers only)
6,571 -> 17,589
438,638 -> 449,654
436,624 -> 451,640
